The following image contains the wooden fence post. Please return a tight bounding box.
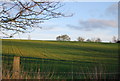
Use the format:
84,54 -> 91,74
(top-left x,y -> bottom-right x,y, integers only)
12,56 -> 20,79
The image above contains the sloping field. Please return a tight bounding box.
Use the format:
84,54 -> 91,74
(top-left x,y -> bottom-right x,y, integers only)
2,39 -> 119,79
2,39 -> 118,63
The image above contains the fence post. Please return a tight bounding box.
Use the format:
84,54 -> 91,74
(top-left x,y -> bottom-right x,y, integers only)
12,56 -> 20,79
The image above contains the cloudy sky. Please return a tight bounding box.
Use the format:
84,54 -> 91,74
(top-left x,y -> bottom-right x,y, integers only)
13,2 -> 118,42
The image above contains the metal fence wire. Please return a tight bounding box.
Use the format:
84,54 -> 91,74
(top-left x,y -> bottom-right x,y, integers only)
2,55 -> 118,79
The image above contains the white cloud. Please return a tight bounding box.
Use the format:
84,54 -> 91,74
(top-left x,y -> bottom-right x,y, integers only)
80,19 -> 117,28
67,19 -> 117,31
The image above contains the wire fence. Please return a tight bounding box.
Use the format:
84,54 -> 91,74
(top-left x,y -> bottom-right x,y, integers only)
2,54 -> 119,79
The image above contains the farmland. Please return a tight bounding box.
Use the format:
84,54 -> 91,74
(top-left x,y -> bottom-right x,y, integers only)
2,39 -> 119,79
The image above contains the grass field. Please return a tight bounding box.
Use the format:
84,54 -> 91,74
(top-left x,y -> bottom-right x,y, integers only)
2,39 -> 119,79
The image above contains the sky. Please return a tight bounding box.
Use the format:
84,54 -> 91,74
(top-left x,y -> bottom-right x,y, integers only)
4,2 -> 119,42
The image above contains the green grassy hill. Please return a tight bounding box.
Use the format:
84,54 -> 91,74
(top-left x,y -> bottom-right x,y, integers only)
2,39 -> 118,63
2,39 -> 119,79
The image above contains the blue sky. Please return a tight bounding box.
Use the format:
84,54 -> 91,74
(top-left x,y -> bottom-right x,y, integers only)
13,2 -> 118,42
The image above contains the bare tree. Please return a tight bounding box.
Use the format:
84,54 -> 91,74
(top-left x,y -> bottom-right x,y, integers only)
0,0 -> 72,37
112,36 -> 117,43
28,35 -> 31,40
95,38 -> 101,42
86,39 -> 91,42
56,36 -> 61,41
77,37 -> 85,42
56,34 -> 71,41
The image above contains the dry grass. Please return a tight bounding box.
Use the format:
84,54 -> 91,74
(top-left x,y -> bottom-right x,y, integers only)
2,65 -> 118,80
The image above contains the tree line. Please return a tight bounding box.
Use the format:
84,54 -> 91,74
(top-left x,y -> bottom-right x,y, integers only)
56,34 -> 119,43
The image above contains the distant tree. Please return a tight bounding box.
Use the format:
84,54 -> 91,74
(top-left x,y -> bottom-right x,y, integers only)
112,36 -> 117,43
56,35 -> 71,41
116,38 -> 120,43
109,41 -> 112,43
28,35 -> 31,40
62,35 -> 71,41
95,38 -> 101,42
56,36 -> 61,41
77,37 -> 85,42
116,41 -> 120,43
86,39 -> 91,42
